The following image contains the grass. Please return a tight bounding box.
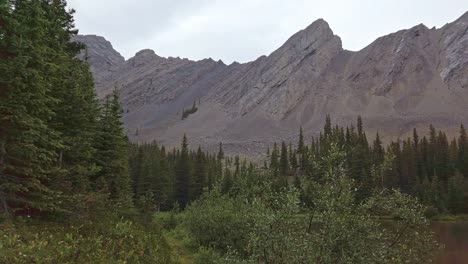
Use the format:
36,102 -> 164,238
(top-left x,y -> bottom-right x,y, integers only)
430,214 -> 468,222
166,232 -> 194,264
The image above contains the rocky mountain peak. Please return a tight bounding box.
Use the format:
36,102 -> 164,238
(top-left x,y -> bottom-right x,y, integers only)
279,18 -> 342,55
456,10 -> 468,23
74,35 -> 124,65
78,12 -> 468,156
134,49 -> 157,58
128,49 -> 164,67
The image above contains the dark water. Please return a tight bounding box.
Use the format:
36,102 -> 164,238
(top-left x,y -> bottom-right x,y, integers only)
432,222 -> 468,264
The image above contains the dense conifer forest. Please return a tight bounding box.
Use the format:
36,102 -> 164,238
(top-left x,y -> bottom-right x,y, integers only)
0,1 -> 466,263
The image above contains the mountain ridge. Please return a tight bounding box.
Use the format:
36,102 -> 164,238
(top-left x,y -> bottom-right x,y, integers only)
76,13 -> 468,157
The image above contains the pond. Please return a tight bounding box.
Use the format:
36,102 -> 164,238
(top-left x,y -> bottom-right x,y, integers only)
433,222 -> 468,264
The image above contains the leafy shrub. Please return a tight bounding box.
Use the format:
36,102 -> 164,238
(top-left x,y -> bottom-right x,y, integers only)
184,143 -> 441,263
0,218 -> 175,263
184,190 -> 258,256
154,211 -> 180,230
194,247 -> 224,264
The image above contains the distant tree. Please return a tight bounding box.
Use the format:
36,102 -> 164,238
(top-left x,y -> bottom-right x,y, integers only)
280,141 -> 289,176
175,134 -> 191,208
289,142 -> 298,172
192,146 -> 206,200
459,124 -> 468,177
372,133 -> 385,167
298,127 -> 305,170
270,143 -> 279,177
217,142 -> 224,161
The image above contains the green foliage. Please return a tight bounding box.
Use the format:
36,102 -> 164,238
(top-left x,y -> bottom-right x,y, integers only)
95,86 -> 133,210
175,134 -> 191,208
129,135 -> 224,212
193,247 -> 225,264
183,143 -> 440,263
0,217 -> 174,263
184,189 -> 257,255
0,0 -> 65,214
266,117 -> 468,214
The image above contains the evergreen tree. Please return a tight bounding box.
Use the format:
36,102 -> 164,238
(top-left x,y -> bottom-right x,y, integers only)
217,142 -> 224,161
459,124 -> 468,177
95,87 -> 132,208
192,146 -> 206,200
175,134 -> 191,208
270,143 -> 279,177
298,127 -> 305,170
0,0 -> 66,214
280,141 -> 289,176
221,169 -> 233,194
234,155 -> 240,178
289,143 -> 298,172
372,133 -> 385,167
324,115 -> 332,138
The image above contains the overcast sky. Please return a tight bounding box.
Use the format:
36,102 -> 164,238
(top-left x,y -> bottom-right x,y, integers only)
67,0 -> 467,64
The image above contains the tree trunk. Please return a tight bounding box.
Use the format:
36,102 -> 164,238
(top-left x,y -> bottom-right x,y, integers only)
0,192 -> 10,218
0,134 -> 5,165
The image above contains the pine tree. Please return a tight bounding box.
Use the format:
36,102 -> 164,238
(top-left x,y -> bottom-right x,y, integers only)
95,87 -> 133,208
324,115 -> 332,138
280,141 -> 289,176
289,142 -> 298,172
47,13 -> 100,194
401,138 -> 417,194
459,124 -> 468,177
217,142 -> 224,161
270,143 -> 279,177
372,133 -> 385,167
192,146 -> 206,200
234,155 -> 240,178
357,116 -> 364,136
0,0 -> 64,214
298,127 -> 306,171
221,169 -> 233,194
158,146 -> 171,209
435,131 -> 450,186
175,134 -> 191,208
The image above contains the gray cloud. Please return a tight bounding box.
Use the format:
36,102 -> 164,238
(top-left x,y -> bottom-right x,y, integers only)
68,0 -> 468,63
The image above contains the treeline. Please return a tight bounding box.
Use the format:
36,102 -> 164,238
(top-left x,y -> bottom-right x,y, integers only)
265,116 -> 468,214
129,138 -> 256,210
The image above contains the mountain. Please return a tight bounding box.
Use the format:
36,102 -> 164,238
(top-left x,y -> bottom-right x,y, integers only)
76,12 -> 468,156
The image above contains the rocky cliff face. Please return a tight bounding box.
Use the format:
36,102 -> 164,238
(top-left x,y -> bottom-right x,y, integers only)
76,12 -> 468,156
74,35 -> 125,96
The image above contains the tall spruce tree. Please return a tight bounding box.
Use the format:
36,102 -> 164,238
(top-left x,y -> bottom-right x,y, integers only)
280,141 -> 289,176
459,124 -> 468,177
0,0 -> 69,215
175,134 -> 191,208
95,86 -> 132,208
298,126 -> 306,171
270,143 -> 279,177
372,133 -> 385,167
191,146 -> 206,200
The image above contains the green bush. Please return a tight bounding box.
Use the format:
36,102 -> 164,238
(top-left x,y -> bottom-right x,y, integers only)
154,211 -> 180,230
0,218 -> 175,264
184,191 -> 257,256
194,247 -> 224,264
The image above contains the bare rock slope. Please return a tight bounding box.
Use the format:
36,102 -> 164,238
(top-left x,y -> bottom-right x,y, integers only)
77,12 -> 468,156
